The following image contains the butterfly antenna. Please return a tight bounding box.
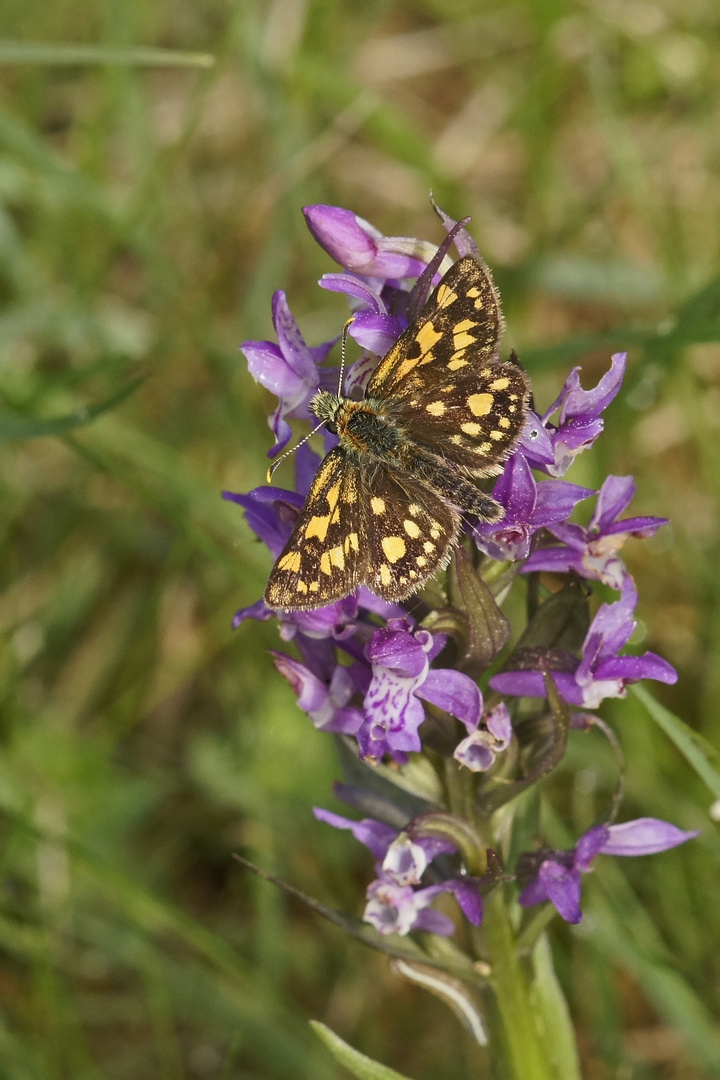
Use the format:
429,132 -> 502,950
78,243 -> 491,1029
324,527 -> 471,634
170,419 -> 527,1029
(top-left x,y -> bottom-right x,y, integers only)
266,419 -> 327,483
265,318 -> 355,483
335,317 -> 355,395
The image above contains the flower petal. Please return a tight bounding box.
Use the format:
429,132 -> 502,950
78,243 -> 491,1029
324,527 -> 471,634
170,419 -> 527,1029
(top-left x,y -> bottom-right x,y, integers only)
419,669 -> 482,731
600,818 -> 699,856
313,808 -> 397,860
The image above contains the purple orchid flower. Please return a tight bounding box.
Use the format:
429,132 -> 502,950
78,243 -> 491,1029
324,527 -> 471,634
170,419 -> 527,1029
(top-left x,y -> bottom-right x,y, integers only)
359,618 -> 482,762
314,808 -> 484,936
319,272 -> 406,360
454,702 -> 512,772
241,291 -> 337,457
472,452 -> 595,561
303,204 -> 432,280
271,618 -> 481,763
523,475 -> 669,590
518,818 -> 699,923
521,353 -> 627,477
271,654 -> 367,734
490,576 -> 677,707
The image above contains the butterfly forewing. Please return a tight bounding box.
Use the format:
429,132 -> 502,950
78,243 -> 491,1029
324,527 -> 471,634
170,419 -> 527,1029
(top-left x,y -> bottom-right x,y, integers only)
366,256 -> 504,403
265,451 -> 461,609
264,448 -> 368,609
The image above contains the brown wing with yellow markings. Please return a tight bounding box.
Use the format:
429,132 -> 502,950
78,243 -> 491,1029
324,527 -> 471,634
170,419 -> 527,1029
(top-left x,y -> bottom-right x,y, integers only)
388,358 -> 529,479
366,256 -> 504,403
264,450 -> 461,611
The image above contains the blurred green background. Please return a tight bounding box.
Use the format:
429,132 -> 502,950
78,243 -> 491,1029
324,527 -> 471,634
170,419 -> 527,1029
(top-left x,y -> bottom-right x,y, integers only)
1,1 -> 719,1077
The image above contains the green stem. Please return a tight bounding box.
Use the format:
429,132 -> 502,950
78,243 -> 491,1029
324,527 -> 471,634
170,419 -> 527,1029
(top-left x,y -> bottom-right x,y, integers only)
481,887 -> 555,1080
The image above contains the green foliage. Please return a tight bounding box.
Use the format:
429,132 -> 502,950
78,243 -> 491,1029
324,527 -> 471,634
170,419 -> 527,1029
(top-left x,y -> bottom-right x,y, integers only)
1,1 -> 719,1077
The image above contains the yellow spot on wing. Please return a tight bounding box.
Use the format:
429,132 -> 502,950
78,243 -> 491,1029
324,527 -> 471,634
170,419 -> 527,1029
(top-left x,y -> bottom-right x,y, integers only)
309,582 -> 319,592
344,532 -> 359,553
305,514 -> 331,541
404,519 -> 421,538
426,400 -> 446,416
424,541 -> 436,554
382,536 -> 406,563
416,322 -> 443,352
409,504 -> 422,516
436,284 -> 458,308
490,376 -> 510,390
396,356 -> 420,380
447,357 -> 469,371
490,430 -> 504,441
461,421 -> 482,436
467,393 -> 493,416
371,497 -> 385,515
320,552 -> 331,576
296,581 -> 308,594
453,331 -> 476,350
379,564 -> 392,586
328,545 -> 345,569
454,319 -> 478,333
416,555 -> 427,568
326,483 -> 341,511
498,416 -> 511,429
277,551 -> 301,573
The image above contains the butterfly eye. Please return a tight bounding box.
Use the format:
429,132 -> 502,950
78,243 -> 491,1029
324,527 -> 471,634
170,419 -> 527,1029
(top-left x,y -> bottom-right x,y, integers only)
325,420 -> 338,435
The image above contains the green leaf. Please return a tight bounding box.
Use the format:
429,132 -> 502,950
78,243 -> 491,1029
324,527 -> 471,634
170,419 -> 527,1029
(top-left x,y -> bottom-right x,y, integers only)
232,855 -> 476,982
0,41 -> 215,67
310,1022 -> 417,1080
674,271 -> 720,329
0,376 -> 146,439
630,685 -> 720,798
452,546 -> 511,673
530,935 -> 582,1080
514,575 -> 590,654
591,881 -> 720,1075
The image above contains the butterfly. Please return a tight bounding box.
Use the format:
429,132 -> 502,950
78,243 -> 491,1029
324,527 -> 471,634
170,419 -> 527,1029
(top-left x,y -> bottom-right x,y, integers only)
264,255 -> 529,611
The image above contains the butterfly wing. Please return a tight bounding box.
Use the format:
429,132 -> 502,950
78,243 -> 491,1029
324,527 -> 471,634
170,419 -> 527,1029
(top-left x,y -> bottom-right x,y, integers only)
265,449 -> 460,610
388,358 -> 529,478
361,463 -> 460,602
265,447 -> 367,610
366,256 -> 504,402
365,255 -> 527,478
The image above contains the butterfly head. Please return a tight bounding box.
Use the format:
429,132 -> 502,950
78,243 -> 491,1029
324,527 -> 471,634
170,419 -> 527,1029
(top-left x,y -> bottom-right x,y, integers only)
309,390 -> 343,433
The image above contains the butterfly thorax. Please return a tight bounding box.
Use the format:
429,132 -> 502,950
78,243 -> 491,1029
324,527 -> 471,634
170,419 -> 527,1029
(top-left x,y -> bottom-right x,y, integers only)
310,390 -> 404,461
309,388 -> 503,522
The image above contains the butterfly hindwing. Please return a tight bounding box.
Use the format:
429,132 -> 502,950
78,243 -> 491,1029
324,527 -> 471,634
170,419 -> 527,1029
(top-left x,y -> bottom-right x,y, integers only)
388,358 -> 529,478
362,464 -> 460,601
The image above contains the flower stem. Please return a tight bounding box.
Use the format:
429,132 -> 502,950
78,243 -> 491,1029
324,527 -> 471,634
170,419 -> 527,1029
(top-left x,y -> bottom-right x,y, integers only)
480,886 -> 556,1080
